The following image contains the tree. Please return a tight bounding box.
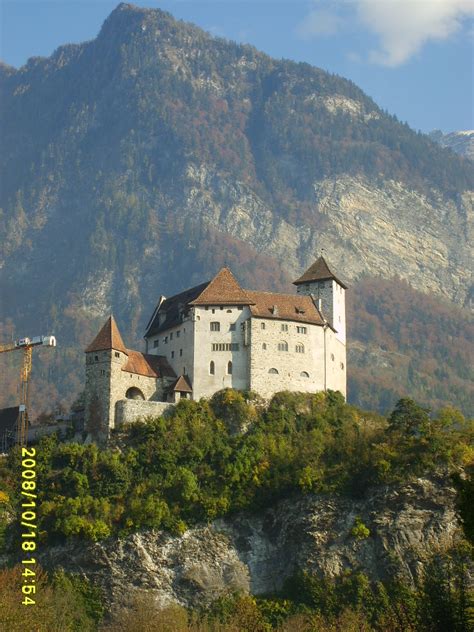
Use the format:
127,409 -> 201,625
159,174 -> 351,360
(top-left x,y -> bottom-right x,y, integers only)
388,398 -> 431,436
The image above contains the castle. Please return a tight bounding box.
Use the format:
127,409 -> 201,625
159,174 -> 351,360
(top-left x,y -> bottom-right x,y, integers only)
84,257 -> 347,442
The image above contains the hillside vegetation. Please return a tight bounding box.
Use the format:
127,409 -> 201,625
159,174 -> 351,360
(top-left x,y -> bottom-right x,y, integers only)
1,390 -> 472,544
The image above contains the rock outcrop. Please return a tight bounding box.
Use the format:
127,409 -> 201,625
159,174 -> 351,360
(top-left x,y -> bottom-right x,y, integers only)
39,474 -> 462,609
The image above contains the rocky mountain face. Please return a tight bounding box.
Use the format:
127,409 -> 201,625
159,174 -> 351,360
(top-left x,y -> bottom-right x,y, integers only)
38,475 -> 462,609
0,2 -> 472,414
429,130 -> 474,161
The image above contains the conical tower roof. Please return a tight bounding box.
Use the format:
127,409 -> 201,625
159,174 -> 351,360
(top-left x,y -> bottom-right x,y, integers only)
293,256 -> 347,289
189,267 -> 255,306
85,316 -> 128,354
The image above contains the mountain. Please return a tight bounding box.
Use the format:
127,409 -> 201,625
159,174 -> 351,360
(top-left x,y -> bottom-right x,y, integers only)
429,129 -> 474,161
0,2 -> 473,415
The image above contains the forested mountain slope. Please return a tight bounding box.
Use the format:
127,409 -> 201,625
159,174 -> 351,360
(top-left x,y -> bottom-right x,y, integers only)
0,3 -> 472,415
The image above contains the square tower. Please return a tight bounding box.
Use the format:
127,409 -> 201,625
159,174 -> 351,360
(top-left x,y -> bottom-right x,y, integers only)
293,256 -> 347,344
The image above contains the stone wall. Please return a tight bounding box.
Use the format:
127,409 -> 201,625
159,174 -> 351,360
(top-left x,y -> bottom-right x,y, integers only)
192,305 -> 251,399
115,399 -> 174,426
249,317 -> 326,399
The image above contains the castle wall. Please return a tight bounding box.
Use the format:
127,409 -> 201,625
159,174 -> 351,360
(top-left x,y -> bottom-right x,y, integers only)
325,330 -> 347,397
248,318 -> 327,399
147,315 -> 195,387
115,399 -> 174,426
192,305 -> 251,399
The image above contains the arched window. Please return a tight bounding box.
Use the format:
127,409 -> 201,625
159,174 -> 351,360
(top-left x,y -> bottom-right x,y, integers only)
268,368 -> 279,374
125,387 -> 145,400
295,343 -> 305,354
300,371 -> 310,378
209,361 -> 215,375
227,361 -> 232,375
210,321 -> 220,331
278,341 -> 288,352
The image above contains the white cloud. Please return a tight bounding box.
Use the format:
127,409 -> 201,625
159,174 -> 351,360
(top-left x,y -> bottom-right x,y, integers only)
297,7 -> 344,38
357,0 -> 474,66
298,0 -> 474,66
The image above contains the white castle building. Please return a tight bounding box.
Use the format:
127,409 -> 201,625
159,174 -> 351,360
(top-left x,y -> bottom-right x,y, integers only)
84,257 -> 347,441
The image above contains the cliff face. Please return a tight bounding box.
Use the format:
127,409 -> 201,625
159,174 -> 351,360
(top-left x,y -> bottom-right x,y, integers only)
39,475 -> 461,609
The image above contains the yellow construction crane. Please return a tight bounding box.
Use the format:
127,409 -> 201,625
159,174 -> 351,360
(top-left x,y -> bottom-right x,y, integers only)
0,335 -> 56,447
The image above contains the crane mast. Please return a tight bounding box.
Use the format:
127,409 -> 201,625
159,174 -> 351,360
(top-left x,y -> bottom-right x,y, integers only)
0,335 -> 56,447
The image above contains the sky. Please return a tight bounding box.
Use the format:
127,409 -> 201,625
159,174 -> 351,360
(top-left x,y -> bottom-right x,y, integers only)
1,0 -> 473,133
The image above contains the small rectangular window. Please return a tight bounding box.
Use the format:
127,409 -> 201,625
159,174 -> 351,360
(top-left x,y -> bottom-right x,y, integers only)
210,322 -> 220,332
176,330 -> 180,338
261,322 -> 266,330
164,336 -> 168,344
171,351 -> 175,359
153,339 -> 159,348
170,332 -> 173,340
180,349 -> 183,356
230,323 -> 236,331
297,326 -> 307,334
281,324 -> 288,332
115,351 -> 120,358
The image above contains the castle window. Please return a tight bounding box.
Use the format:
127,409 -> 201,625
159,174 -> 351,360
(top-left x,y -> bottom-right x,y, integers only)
230,323 -> 236,331
171,351 -> 175,359
210,321 -> 220,332
94,355 -> 99,362
126,387 -> 145,400
176,330 -> 180,338
183,367 -> 186,374
180,349 -> 183,357
211,343 -> 240,351
115,351 -> 120,358
210,361 -> 215,375
296,343 -> 305,354
281,323 -> 288,332
261,322 -> 266,330
268,368 -> 279,374
153,339 -> 159,348
170,332 -> 173,340
227,309 -> 232,313
101,370 -> 105,376
278,341 -> 288,352
164,336 -> 168,344
262,343 -> 267,350
341,362 -> 344,370
220,306 -> 224,310
227,361 -> 232,375
212,309 -> 215,314
331,353 -> 335,361
300,371 -> 310,378
205,306 -> 209,310
296,326 -> 307,334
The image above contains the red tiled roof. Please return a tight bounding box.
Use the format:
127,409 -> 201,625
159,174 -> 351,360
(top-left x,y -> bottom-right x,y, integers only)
189,268 -> 254,306
170,375 -> 193,393
246,291 -> 324,325
85,316 -> 128,354
122,350 -> 176,378
293,256 -> 348,289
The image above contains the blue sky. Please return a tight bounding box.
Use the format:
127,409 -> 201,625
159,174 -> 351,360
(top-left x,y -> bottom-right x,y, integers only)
1,1 -> 473,133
